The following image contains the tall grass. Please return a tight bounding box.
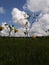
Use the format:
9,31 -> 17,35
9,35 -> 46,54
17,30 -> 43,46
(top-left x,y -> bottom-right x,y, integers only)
0,37 -> 49,65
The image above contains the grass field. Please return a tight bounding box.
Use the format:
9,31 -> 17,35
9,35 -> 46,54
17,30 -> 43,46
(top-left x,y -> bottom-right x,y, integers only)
0,37 -> 49,65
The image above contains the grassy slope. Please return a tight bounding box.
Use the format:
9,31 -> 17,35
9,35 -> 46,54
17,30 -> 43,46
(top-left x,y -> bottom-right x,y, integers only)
0,37 -> 49,65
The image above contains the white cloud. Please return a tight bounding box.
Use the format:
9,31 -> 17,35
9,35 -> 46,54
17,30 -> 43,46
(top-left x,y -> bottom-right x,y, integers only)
0,7 -> 5,13
1,22 -> 26,37
11,8 -> 30,27
1,7 -> 49,37
23,0 -> 49,13
1,15 -> 49,37
30,13 -> 49,36
23,0 -> 49,36
1,22 -> 10,36
14,28 -> 25,37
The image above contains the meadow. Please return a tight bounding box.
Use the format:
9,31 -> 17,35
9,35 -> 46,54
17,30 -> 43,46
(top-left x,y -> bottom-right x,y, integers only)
0,37 -> 49,65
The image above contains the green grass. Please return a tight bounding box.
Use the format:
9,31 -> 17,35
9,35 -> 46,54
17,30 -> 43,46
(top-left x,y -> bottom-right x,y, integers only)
0,37 -> 49,65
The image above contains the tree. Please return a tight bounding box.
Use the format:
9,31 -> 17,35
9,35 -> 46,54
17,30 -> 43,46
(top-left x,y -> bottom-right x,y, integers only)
8,25 -> 14,37
24,12 -> 39,37
9,25 -> 18,37
4,24 -> 18,37
4,24 -> 14,37
24,22 -> 28,37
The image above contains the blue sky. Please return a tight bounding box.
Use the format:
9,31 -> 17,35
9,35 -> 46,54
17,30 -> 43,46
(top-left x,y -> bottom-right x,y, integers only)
0,0 -> 26,27
0,0 -> 49,37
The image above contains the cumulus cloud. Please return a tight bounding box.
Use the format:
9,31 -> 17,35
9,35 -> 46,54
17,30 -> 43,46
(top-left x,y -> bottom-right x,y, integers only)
1,22 -> 10,36
30,13 -> 49,36
23,0 -> 49,13
11,8 -> 49,36
0,7 -> 5,13
14,28 -> 25,37
23,0 -> 49,36
1,3 -> 49,37
12,8 -> 30,27
1,22 -> 26,37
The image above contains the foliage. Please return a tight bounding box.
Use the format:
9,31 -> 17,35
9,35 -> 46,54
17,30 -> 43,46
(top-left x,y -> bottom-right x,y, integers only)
14,28 -> 18,33
0,26 -> 4,31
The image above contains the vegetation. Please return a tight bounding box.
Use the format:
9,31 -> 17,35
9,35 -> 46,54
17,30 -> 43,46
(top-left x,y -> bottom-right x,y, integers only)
0,24 -> 18,37
0,37 -> 49,65
0,26 -> 4,36
24,22 -> 28,37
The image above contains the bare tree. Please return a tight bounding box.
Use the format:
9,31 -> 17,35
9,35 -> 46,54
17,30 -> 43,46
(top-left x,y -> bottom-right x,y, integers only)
24,22 -> 28,37
9,25 -> 18,37
5,24 -> 18,37
4,24 -> 14,37
24,12 -> 40,37
8,25 -> 14,36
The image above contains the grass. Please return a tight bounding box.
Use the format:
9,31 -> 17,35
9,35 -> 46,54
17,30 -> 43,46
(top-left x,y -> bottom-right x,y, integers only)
0,37 -> 49,65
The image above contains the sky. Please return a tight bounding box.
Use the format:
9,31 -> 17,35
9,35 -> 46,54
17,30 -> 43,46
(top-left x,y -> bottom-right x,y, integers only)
0,0 -> 26,27
0,0 -> 49,37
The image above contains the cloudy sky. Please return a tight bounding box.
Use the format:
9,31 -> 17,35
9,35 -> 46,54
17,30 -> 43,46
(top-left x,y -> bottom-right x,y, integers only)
0,0 -> 49,37
0,0 -> 26,27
